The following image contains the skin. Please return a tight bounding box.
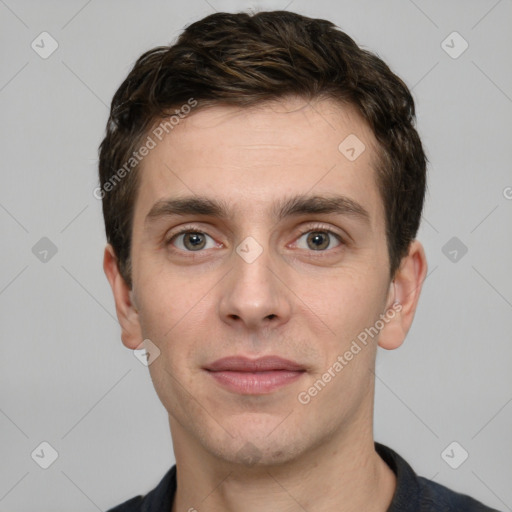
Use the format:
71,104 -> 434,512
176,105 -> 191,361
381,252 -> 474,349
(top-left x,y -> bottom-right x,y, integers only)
104,96 -> 427,512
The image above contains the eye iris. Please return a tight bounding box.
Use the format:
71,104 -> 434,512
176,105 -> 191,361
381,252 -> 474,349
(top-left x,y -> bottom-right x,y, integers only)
184,233 -> 206,251
307,231 -> 329,250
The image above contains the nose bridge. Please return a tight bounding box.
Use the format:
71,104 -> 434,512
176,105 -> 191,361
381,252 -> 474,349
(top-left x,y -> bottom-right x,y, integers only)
218,234 -> 291,328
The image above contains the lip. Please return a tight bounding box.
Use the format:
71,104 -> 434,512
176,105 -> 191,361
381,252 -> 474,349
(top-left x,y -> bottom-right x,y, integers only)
205,356 -> 304,372
204,356 -> 305,394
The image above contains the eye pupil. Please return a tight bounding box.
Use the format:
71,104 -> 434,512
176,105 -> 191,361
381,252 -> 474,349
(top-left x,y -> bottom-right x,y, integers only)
184,233 -> 206,250
307,231 -> 329,250
174,229 -> 337,253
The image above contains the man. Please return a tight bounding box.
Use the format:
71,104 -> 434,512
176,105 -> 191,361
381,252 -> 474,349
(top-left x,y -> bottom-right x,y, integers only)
99,10 -> 499,512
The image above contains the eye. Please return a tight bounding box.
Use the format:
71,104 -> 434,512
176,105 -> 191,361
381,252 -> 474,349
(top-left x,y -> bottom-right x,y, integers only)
295,229 -> 342,251
169,230 -> 218,252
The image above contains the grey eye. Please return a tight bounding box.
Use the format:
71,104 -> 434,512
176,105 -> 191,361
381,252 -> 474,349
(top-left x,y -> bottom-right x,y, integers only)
173,232 -> 216,251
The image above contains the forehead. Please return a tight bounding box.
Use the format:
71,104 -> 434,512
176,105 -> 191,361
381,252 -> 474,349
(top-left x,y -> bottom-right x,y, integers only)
134,97 -> 384,228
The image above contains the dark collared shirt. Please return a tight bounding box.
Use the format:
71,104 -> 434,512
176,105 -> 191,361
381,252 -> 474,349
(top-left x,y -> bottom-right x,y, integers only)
106,442 -> 501,511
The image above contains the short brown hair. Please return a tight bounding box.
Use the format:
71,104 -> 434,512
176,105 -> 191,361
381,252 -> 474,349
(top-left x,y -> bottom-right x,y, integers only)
98,10 -> 427,287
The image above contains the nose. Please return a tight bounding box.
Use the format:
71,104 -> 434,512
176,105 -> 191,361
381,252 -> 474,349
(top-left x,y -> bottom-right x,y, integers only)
218,241 -> 292,332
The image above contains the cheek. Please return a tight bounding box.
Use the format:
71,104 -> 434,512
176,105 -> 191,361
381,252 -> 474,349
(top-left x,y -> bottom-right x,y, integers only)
134,267 -> 219,376
296,273 -> 384,394
294,267 -> 386,340
134,254 -> 212,335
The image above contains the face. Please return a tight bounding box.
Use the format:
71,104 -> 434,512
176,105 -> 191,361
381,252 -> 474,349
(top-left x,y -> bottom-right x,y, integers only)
108,97 -> 414,467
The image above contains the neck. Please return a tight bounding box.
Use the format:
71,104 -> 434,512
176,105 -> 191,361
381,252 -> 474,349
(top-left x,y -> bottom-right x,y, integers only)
169,419 -> 396,512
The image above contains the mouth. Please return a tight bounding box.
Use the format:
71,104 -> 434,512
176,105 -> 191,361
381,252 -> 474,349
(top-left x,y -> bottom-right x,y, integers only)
203,356 -> 306,395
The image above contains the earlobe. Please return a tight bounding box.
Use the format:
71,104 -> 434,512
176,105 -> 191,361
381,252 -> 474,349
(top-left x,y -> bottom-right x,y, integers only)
378,240 -> 428,351
377,307 -> 406,350
103,244 -> 143,350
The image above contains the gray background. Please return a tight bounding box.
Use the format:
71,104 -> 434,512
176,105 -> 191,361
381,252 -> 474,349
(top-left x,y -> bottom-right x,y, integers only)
1,0 -> 511,510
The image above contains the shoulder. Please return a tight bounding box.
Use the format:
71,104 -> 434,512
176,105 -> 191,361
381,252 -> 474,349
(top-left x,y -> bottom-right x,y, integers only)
105,466 -> 177,512
106,496 -> 143,512
417,476 -> 502,512
375,442 -> 501,512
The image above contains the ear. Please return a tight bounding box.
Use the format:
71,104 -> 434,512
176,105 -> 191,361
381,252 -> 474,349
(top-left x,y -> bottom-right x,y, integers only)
103,244 -> 143,350
378,240 -> 428,350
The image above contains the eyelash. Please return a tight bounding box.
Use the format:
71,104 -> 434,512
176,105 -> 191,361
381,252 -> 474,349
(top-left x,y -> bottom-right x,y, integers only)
165,224 -> 345,252
295,225 -> 345,249
166,227 -> 211,243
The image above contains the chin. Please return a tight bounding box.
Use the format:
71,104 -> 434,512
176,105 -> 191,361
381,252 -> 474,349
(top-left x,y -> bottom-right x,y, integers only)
203,421 -> 308,468
217,439 -> 303,468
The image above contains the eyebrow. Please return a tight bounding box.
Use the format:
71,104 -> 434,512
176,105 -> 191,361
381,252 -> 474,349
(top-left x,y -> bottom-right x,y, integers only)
145,194 -> 370,225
